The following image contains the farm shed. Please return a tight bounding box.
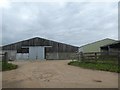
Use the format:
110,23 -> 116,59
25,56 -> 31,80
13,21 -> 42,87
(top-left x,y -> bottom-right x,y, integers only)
79,38 -> 116,53
2,37 -> 78,60
100,41 -> 120,52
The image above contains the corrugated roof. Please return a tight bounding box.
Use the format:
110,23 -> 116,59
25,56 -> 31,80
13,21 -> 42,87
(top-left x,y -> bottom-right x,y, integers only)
100,41 -> 120,48
79,38 -> 116,48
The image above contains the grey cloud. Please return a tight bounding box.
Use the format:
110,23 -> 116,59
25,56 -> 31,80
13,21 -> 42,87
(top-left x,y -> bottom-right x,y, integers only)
2,2 -> 118,46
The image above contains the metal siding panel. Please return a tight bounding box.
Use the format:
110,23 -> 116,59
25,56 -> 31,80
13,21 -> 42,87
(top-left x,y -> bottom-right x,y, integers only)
37,47 -> 44,60
29,47 -> 37,60
29,47 -> 44,60
16,53 -> 29,60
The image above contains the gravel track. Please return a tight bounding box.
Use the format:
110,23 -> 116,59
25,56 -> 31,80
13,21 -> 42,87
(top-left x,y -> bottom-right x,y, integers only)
2,60 -> 118,88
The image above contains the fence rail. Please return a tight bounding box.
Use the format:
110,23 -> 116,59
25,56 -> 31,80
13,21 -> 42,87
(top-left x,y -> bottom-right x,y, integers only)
73,51 -> 120,64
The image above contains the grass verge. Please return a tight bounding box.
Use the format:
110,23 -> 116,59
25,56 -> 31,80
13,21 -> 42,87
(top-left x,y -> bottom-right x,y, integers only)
68,61 -> 120,73
2,62 -> 18,71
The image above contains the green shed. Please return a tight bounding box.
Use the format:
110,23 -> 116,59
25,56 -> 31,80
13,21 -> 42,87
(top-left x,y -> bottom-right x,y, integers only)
79,38 -> 116,53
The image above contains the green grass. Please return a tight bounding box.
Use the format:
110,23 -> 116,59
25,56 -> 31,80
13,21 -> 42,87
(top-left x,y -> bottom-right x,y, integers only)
81,59 -> 118,65
2,62 -> 18,71
68,61 -> 120,73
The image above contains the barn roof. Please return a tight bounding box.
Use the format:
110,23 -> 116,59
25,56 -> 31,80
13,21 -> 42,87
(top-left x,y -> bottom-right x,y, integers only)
79,38 -> 116,48
2,37 -> 79,52
100,41 -> 120,48
2,37 -> 79,47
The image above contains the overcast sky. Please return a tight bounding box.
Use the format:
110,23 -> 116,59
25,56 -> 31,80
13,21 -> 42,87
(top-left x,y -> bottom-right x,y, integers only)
1,0 -> 118,47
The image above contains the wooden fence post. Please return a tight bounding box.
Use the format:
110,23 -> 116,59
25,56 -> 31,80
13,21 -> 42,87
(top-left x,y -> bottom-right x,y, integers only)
4,52 -> 8,63
77,53 -> 80,61
95,52 -> 97,62
80,52 -> 84,62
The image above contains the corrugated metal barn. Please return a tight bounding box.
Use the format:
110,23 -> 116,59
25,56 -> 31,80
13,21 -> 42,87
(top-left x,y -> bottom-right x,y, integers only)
2,37 -> 78,60
79,38 -> 116,53
100,41 -> 120,52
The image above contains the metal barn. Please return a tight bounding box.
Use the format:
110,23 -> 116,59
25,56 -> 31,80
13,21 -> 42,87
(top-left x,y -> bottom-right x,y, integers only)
79,38 -> 116,53
2,37 -> 78,60
100,41 -> 120,52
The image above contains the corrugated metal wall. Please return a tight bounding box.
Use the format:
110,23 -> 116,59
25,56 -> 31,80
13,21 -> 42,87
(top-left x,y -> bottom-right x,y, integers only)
16,53 -> 29,60
29,46 -> 45,60
46,52 -> 76,60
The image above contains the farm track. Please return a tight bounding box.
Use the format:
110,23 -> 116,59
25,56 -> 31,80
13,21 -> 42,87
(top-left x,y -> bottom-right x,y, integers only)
2,60 -> 118,88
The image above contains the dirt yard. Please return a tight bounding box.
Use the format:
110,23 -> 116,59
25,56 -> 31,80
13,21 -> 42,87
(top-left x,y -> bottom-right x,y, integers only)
2,60 -> 118,88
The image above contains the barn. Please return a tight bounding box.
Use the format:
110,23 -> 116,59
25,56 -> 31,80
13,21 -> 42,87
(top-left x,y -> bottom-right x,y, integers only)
2,37 -> 78,60
100,41 -> 120,52
79,38 -> 116,53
